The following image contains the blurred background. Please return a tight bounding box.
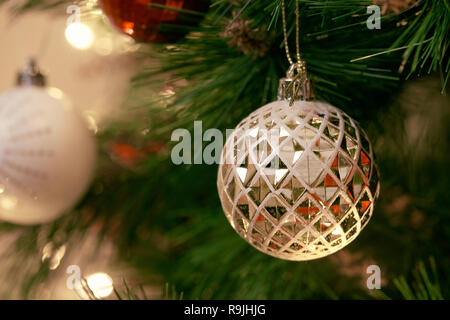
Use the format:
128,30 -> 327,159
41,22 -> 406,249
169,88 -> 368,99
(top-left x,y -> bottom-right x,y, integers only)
0,0 -> 448,300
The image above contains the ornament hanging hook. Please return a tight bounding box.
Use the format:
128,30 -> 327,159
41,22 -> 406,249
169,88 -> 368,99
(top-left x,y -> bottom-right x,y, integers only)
279,1 -> 313,104
278,62 -> 313,104
16,58 -> 46,87
286,61 -> 307,79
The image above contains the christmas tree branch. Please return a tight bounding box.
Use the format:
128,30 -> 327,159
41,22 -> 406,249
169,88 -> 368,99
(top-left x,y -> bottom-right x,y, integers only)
0,0 -> 448,300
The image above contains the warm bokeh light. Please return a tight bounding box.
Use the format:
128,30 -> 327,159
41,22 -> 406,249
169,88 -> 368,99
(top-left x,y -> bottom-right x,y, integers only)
86,272 -> 114,298
65,22 -> 94,50
42,243 -> 66,270
0,195 -> 17,210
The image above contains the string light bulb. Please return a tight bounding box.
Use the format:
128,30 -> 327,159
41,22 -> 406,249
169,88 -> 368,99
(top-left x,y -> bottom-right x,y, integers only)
85,272 -> 114,299
65,22 -> 94,50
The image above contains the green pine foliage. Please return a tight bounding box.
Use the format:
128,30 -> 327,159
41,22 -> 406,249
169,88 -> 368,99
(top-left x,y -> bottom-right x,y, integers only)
393,258 -> 445,300
0,0 -> 448,299
375,257 -> 447,300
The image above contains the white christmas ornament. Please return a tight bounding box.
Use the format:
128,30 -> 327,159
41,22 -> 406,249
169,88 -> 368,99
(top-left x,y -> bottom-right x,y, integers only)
217,68 -> 380,261
0,62 -> 96,225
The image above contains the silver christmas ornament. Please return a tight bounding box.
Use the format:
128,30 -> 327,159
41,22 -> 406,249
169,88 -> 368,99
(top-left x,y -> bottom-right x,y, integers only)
217,65 -> 380,261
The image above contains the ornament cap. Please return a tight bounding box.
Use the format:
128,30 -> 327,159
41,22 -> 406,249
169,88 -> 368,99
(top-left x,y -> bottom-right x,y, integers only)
278,62 -> 314,103
16,59 -> 46,87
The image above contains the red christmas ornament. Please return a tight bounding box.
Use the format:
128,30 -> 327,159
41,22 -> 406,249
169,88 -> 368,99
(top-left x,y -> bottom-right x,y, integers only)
111,142 -> 146,166
110,141 -> 166,167
99,0 -> 209,42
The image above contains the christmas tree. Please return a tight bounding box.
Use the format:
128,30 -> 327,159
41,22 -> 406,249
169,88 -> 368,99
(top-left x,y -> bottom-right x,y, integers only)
0,0 -> 448,300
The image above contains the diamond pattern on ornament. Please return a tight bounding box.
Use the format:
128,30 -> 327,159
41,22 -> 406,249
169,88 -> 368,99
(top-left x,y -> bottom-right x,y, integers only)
218,100 -> 380,261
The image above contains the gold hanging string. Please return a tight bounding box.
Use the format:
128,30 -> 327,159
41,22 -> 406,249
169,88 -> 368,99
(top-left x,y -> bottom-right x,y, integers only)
281,0 -> 311,105
281,0 -> 294,66
281,0 -> 302,72
295,0 -> 301,68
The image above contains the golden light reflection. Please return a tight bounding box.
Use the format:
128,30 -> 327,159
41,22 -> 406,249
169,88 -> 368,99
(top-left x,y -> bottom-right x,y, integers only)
65,22 -> 94,50
0,195 -> 18,210
86,272 -> 114,298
